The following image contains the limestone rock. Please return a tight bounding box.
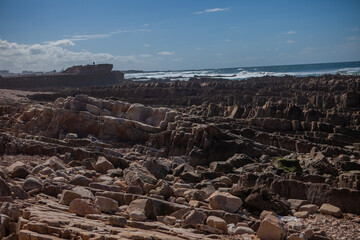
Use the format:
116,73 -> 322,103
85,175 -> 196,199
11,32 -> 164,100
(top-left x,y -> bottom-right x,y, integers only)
319,203 -> 342,218
60,190 -> 82,205
22,177 -> 42,192
182,210 -> 206,227
94,196 -> 118,213
7,161 -> 30,178
69,199 -> 99,216
107,216 -> 127,227
0,179 -> 11,197
208,191 -> 243,213
127,198 -> 152,219
257,215 -> 286,240
94,156 -> 114,174
299,204 -> 318,214
206,216 -> 228,234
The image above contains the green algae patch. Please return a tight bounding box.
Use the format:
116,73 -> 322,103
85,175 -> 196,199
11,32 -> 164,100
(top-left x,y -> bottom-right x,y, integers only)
275,158 -> 302,173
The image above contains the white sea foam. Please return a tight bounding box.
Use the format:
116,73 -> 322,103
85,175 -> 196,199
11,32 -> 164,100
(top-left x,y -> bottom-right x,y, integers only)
124,65 -> 360,81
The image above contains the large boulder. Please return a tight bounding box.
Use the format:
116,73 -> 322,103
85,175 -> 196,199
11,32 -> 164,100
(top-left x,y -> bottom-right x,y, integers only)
0,179 -> 11,197
127,198 -> 152,220
206,216 -> 228,234
94,196 -> 118,213
7,161 -> 30,178
22,177 -> 42,192
142,158 -> 171,179
69,199 -> 99,216
319,203 -> 342,218
257,215 -> 286,240
182,210 -> 206,228
123,164 -> 157,188
208,191 -> 243,213
94,156 -> 114,174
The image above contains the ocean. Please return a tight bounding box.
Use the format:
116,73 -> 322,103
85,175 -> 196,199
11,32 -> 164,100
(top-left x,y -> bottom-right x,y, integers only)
124,61 -> 360,81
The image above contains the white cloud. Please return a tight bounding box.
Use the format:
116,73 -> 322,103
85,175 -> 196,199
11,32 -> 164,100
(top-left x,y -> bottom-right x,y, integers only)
157,51 -> 175,56
194,7 -> 230,15
224,39 -> 231,42
195,47 -> 202,50
139,54 -> 151,58
351,27 -> 359,32
70,29 -> 150,41
0,38 -> 137,72
144,44 -> 150,47
286,40 -> 294,44
45,39 -> 75,47
287,30 -> 296,34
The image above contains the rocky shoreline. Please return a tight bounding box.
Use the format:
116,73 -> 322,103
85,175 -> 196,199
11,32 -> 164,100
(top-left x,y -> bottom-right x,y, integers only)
0,74 -> 359,239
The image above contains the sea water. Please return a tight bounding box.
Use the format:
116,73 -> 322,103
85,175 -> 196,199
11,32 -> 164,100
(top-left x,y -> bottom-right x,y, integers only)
124,61 -> 360,81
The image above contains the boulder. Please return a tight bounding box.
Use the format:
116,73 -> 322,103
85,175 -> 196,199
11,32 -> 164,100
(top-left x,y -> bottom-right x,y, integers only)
7,161 -> 30,178
206,216 -> 228,234
127,198 -> 152,219
124,164 -> 157,188
10,185 -> 28,200
107,216 -> 127,227
94,156 -> 114,174
233,226 -> 255,235
182,210 -> 206,227
69,199 -> 99,216
257,215 -> 286,240
130,211 -> 147,221
22,177 -> 42,192
69,174 -> 92,186
142,158 -> 171,179
209,161 -> 233,173
0,214 -> 10,240
0,203 -> 21,221
319,203 -> 342,218
60,190 -> 81,205
71,186 -> 94,199
94,196 -> 118,213
226,154 -> 254,168
299,204 -> 318,214
208,191 -> 243,213
0,179 -> 11,197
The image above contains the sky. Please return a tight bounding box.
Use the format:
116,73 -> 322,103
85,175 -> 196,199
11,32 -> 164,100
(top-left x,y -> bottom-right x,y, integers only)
0,0 -> 359,72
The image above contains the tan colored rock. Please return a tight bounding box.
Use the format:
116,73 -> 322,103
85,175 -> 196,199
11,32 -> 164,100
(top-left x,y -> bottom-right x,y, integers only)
260,210 -> 277,220
299,204 -> 318,214
233,226 -> 255,235
94,196 -> 118,213
163,216 -> 176,225
257,215 -> 286,240
94,156 -> 114,174
7,161 -> 29,178
182,210 -> 206,227
127,198 -> 152,219
130,211 -> 147,221
206,216 -> 228,234
319,203 -> 342,218
59,190 -> 81,205
107,216 -> 127,227
208,191 -> 243,213
69,199 -> 99,217
294,211 -> 309,218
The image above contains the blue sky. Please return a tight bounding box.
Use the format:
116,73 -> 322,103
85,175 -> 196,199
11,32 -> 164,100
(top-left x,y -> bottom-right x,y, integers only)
0,0 -> 359,72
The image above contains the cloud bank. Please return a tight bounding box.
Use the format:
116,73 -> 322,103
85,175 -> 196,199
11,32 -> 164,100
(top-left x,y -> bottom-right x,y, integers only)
0,38 -> 137,72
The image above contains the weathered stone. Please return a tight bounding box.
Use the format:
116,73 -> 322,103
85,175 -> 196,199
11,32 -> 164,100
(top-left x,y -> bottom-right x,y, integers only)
22,177 -> 42,192
69,174 -> 92,186
319,203 -> 342,218
0,203 -> 21,222
0,179 -> 11,197
0,214 -> 10,240
208,191 -> 243,213
10,185 -> 28,200
127,198 -> 152,219
107,216 -> 127,227
7,161 -> 29,179
94,196 -> 118,213
257,215 -> 286,240
130,211 -> 147,221
206,216 -> 228,234
233,226 -> 255,235
182,210 -> 206,227
142,158 -> 171,179
294,211 -> 309,218
69,198 -> 99,216
71,186 -> 94,199
299,204 -> 318,214
94,156 -> 114,174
